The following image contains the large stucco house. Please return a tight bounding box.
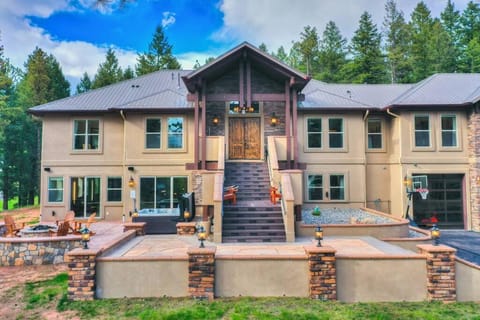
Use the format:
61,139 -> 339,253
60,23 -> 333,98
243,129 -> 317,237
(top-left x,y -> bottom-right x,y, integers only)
30,42 -> 480,241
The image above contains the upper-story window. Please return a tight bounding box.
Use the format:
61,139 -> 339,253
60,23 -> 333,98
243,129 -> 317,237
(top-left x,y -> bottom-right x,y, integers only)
367,119 -> 382,149
73,120 -> 99,150
414,115 -> 430,147
48,177 -> 63,203
168,117 -> 184,149
146,118 -> 161,149
441,115 -> 457,147
328,118 -> 344,148
307,118 -> 322,148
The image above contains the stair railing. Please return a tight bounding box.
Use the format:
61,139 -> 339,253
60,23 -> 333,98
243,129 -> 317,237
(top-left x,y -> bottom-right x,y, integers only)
280,174 -> 295,242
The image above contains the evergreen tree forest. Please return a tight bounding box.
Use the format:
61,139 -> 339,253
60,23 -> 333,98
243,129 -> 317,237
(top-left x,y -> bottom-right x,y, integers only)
1,0 -> 480,209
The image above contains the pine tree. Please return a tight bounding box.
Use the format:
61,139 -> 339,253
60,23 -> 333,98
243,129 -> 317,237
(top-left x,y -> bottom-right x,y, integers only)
135,25 -> 181,75
76,72 -> 92,94
440,0 -> 461,72
92,49 -> 123,89
318,21 -> 347,82
123,66 -> 135,80
297,25 -> 320,76
383,0 -> 412,83
409,1 -> 435,82
273,46 -> 288,63
430,20 -> 457,73
459,1 -> 480,72
347,11 -> 386,84
466,37 -> 480,72
258,43 -> 268,53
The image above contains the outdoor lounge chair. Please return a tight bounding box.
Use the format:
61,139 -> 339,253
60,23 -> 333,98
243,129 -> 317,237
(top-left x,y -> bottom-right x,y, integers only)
56,211 -> 81,234
49,221 -> 70,237
3,215 -> 25,237
81,212 -> 97,235
223,186 -> 237,205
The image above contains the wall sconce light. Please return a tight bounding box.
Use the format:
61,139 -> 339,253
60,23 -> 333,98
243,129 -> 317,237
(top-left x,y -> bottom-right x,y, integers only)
51,211 -> 56,216
128,166 -> 135,172
431,224 -> 440,246
184,210 -> 191,222
197,225 -> 207,248
271,112 -> 279,126
44,167 -> 51,172
212,115 -> 219,125
128,176 -> 136,188
315,225 -> 323,247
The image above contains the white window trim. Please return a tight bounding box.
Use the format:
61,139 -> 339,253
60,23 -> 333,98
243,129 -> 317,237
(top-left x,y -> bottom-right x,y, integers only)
366,118 -> 386,152
439,114 -> 461,151
304,116 -> 348,152
412,114 -> 434,151
305,172 -> 348,202
143,116 -> 186,153
328,117 -> 345,149
305,117 -> 323,150
47,176 -> 64,203
71,118 -> 103,154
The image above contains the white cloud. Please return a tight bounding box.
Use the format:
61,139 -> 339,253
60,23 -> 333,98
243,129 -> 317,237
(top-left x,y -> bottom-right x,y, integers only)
0,1 -> 137,92
177,50 -> 224,70
214,0 -> 472,52
162,11 -> 176,29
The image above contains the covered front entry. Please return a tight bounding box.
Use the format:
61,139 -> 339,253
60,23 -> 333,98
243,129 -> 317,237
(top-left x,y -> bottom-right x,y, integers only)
228,117 -> 261,160
413,174 -> 465,229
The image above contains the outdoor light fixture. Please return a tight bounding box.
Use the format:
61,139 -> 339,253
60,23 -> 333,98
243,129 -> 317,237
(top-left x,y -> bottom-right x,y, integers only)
184,210 -> 191,222
197,225 -> 207,248
431,224 -> 440,246
81,227 -> 91,249
128,166 -> 135,172
44,167 -> 51,172
271,113 -> 278,126
315,225 -> 323,247
128,177 -> 136,188
132,209 -> 139,218
212,115 -> 219,125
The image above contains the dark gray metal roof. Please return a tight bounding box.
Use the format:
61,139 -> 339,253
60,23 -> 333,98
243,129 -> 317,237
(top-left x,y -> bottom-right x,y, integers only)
302,80 -> 413,109
391,73 -> 480,106
30,70 -> 191,114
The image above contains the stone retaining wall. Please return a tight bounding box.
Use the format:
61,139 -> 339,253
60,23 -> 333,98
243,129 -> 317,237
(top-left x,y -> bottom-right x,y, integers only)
0,235 -> 82,266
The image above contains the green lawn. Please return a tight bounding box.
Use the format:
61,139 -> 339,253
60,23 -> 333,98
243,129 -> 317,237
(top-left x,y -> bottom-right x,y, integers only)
6,273 -> 480,320
0,196 -> 39,212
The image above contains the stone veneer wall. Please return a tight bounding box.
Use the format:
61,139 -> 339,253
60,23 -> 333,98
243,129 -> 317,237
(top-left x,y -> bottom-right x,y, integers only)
304,246 -> 337,300
0,236 -> 82,266
468,109 -> 480,231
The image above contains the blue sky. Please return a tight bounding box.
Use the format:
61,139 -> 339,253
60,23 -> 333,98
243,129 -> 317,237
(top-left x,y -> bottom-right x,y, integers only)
0,0 -> 471,90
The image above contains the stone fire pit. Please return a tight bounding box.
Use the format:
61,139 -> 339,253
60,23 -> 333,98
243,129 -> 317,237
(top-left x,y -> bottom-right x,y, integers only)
20,224 -> 57,238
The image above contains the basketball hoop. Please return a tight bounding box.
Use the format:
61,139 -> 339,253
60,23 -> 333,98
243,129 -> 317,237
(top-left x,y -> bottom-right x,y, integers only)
417,188 -> 429,200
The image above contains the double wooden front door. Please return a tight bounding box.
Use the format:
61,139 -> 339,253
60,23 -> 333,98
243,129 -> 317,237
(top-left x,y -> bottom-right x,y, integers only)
229,118 -> 261,160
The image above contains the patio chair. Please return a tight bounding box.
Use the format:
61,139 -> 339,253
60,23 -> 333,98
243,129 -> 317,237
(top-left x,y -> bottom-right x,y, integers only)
223,187 -> 237,205
82,212 -> 97,236
56,211 -> 81,234
49,221 -> 70,237
270,186 -> 282,204
3,215 -> 25,237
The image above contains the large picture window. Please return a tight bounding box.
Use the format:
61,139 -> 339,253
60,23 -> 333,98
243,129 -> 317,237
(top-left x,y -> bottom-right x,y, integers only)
414,115 -> 430,147
48,177 -> 63,202
140,176 -> 187,212
146,118 -> 161,149
441,115 -> 457,147
73,120 -> 99,150
107,177 -> 122,202
328,118 -> 344,148
367,119 -> 382,149
307,118 -> 322,148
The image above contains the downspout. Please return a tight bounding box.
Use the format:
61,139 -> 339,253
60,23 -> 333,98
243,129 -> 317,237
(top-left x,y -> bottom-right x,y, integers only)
120,110 -> 127,212
362,109 -> 369,208
386,108 -> 399,118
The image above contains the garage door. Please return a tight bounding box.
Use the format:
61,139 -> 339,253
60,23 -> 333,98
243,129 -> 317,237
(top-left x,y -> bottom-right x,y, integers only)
413,174 -> 464,229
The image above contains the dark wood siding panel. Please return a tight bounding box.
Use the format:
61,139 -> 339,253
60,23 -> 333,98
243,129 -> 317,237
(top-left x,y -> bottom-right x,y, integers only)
251,67 -> 284,93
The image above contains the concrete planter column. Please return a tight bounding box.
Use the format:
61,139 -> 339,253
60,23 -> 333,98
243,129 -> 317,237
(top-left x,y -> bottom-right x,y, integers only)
304,245 -> 337,300
187,246 -> 216,300
417,244 -> 457,302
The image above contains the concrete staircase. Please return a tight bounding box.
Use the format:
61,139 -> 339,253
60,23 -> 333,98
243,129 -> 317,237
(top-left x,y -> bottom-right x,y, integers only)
222,162 -> 286,243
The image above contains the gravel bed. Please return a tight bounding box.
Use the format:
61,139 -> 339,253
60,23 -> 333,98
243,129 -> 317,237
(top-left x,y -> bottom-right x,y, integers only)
302,207 -> 396,225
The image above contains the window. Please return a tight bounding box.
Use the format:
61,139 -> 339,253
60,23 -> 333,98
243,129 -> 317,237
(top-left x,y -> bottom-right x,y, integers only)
146,118 -> 161,149
107,177 -> 122,202
441,115 -> 457,147
73,120 -> 99,150
414,115 -> 430,147
48,177 -> 63,202
307,175 -> 323,200
329,175 -> 345,200
307,118 -> 322,148
328,118 -> 344,148
167,117 -> 184,149
367,119 -> 382,149
140,176 -> 188,211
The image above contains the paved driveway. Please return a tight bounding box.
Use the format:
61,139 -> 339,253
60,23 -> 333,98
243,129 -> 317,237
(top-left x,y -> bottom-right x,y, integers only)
440,230 -> 480,266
